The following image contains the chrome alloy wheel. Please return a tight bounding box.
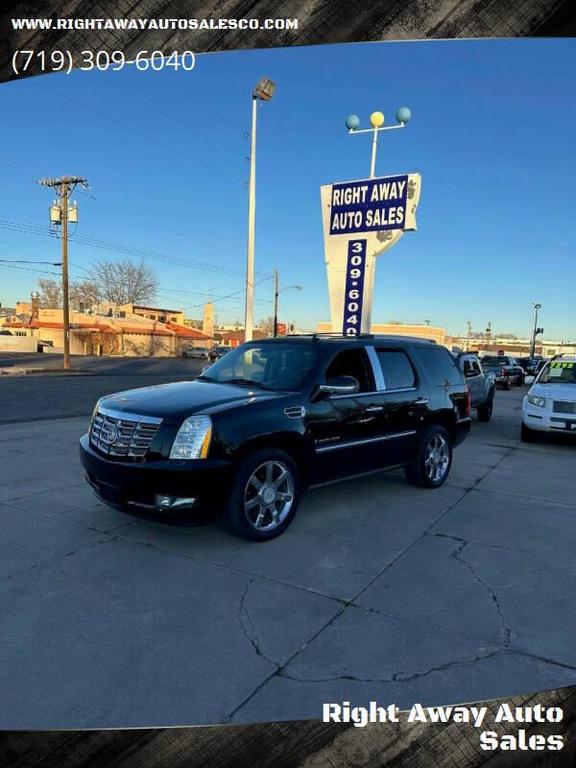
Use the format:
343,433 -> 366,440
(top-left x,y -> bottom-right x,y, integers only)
424,433 -> 450,483
244,460 -> 295,532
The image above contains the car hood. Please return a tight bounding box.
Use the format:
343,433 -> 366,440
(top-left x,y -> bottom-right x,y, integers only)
99,380 -> 283,422
530,382 -> 576,401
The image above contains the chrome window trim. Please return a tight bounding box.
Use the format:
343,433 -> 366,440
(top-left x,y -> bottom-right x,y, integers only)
96,405 -> 163,425
329,391 -> 381,401
315,430 -> 417,453
366,345 -> 386,390
321,344 -> 422,398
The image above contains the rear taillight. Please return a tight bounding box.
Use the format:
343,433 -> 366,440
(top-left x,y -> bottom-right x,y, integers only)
500,367 -> 506,377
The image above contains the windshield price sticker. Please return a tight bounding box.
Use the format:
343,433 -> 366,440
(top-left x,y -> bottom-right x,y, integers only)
342,239 -> 367,336
551,361 -> 574,368
329,176 -> 408,235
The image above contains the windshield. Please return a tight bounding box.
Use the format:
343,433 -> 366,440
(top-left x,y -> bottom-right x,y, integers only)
198,343 -> 316,392
538,361 -> 576,385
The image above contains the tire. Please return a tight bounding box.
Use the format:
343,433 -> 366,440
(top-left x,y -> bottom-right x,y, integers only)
223,448 -> 301,541
502,380 -> 511,391
477,395 -> 493,423
405,425 -> 453,489
521,422 -> 539,443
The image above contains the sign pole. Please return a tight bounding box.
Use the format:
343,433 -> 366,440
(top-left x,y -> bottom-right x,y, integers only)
369,128 -> 378,178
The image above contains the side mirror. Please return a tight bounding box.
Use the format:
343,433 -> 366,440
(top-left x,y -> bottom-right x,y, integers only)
313,375 -> 360,400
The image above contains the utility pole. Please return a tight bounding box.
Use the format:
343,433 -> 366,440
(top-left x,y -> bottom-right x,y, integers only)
466,320 -> 472,352
530,303 -> 543,358
39,175 -> 88,370
273,269 -> 279,338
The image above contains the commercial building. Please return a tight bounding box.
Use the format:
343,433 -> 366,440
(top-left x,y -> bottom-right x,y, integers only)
447,336 -> 576,357
0,304 -> 212,357
316,321 -> 446,345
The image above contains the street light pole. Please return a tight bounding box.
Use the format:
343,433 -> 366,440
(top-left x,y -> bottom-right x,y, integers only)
272,269 -> 303,337
244,77 -> 276,343
245,95 -> 258,344
530,303 -> 542,358
273,268 -> 279,338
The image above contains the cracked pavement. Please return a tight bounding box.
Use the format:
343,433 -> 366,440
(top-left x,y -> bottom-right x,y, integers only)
1,383 -> 575,728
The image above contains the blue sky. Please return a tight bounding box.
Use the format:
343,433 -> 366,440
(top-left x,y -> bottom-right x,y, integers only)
0,39 -> 574,339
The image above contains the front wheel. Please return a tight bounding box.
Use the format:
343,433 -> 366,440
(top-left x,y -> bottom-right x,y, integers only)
521,422 -> 539,443
223,448 -> 301,541
405,426 -> 453,488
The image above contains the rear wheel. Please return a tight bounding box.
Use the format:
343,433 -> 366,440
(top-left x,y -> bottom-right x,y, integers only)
223,448 -> 301,541
502,380 -> 511,391
521,422 -> 539,443
477,395 -> 494,423
405,426 -> 453,488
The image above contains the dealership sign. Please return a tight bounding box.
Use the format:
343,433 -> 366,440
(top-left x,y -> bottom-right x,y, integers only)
321,172 -> 421,334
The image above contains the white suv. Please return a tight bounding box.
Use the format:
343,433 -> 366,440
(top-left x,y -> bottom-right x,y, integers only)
521,356 -> 576,441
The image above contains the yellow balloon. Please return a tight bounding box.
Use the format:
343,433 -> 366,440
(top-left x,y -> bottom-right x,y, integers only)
370,111 -> 385,128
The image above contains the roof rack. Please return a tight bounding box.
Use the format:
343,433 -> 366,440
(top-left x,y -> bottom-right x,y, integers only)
285,332 -> 437,344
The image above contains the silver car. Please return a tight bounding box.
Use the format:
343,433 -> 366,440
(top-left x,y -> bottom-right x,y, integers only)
182,346 -> 209,360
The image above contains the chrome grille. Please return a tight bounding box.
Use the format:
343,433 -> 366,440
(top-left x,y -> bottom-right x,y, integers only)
553,401 -> 576,415
90,406 -> 162,459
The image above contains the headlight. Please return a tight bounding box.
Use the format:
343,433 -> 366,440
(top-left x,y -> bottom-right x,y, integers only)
170,415 -> 212,459
527,394 -> 546,408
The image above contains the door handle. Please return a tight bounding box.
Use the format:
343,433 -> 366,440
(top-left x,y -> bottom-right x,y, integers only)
415,398 -> 429,404
365,406 -> 384,412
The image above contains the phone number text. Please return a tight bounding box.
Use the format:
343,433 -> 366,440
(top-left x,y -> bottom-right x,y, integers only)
12,50 -> 196,75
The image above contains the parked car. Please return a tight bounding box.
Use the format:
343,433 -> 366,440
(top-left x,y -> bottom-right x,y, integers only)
521,356 -> 576,441
182,345 -> 209,360
480,355 -> 525,389
79,335 -> 472,541
517,357 -> 543,376
454,353 -> 495,421
209,345 -> 230,362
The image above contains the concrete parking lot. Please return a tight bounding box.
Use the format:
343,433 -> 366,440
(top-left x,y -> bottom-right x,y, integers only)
0,374 -> 575,728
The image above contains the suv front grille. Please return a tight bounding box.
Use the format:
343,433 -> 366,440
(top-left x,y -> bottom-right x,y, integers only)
553,401 -> 576,414
90,407 -> 162,459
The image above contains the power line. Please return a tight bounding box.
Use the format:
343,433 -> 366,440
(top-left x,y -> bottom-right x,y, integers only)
0,217 -> 252,277
36,81 -> 246,187
180,275 -> 273,310
0,258 -> 61,265
0,263 -> 60,277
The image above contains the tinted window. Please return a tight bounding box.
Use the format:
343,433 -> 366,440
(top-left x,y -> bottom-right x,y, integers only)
326,349 -> 374,392
201,343 -> 316,391
416,347 -> 463,387
463,358 -> 481,377
376,349 -> 417,390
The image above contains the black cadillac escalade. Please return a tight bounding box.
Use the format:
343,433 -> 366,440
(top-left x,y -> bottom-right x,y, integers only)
79,335 -> 471,540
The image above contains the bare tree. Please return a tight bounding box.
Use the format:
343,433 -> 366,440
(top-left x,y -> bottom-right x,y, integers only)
258,316 -> 274,336
37,278 -> 62,308
88,260 -> 158,305
69,280 -> 103,312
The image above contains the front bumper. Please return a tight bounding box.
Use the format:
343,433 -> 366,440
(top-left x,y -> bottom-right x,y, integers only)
79,434 -> 234,520
522,403 -> 576,434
